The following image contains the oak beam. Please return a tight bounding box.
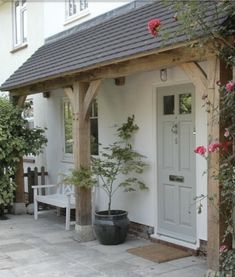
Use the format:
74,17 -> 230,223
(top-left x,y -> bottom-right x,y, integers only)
180,62 -> 207,95
207,57 -> 233,271
10,46 -> 215,96
65,82 -> 94,241
83,80 -> 102,120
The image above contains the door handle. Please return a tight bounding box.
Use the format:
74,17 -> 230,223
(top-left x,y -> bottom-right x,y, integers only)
171,124 -> 178,134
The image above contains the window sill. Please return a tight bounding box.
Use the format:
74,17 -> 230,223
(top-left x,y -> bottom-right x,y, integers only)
10,43 -> 28,54
61,156 -> 74,164
64,9 -> 90,26
23,157 -> 35,164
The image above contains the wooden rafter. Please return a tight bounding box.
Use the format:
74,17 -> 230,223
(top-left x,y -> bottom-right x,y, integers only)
10,46 -> 215,97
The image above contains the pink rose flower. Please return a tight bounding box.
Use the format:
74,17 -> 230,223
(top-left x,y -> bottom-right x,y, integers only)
194,146 -> 206,155
225,81 -> 235,92
208,142 -> 221,153
219,245 -> 228,253
148,19 -> 161,37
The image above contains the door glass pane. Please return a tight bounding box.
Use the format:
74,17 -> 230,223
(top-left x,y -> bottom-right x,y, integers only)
179,93 -> 192,114
163,95 -> 174,115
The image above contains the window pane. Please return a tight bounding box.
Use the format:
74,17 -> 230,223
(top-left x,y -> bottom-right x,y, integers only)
179,93 -> 192,114
68,0 -> 77,16
64,101 -> 73,154
22,9 -> 27,42
80,0 -> 88,11
163,95 -> 174,115
90,118 -> 98,155
15,1 -> 21,45
90,99 -> 98,155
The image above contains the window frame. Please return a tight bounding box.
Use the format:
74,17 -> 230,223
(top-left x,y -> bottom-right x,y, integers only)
62,97 -> 99,162
65,0 -> 89,23
62,97 -> 74,161
12,0 -> 27,48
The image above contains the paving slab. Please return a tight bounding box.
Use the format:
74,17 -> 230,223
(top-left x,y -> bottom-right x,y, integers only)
0,210 -> 207,276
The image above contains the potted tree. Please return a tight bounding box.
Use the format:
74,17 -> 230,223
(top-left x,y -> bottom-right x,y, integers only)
92,115 -> 148,245
63,115 -> 148,245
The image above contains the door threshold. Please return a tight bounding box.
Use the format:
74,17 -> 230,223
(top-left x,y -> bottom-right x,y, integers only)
150,233 -> 199,253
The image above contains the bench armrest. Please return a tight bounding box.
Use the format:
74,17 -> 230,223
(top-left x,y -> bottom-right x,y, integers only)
32,184 -> 56,189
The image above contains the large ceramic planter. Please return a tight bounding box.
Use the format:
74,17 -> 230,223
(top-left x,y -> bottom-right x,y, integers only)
94,210 -> 130,245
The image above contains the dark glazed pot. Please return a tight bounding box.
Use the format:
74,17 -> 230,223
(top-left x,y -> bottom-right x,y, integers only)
94,210 -> 130,245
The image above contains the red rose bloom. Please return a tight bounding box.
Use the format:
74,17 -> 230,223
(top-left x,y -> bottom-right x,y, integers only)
194,146 -> 206,156
148,19 -> 161,37
225,80 -> 235,93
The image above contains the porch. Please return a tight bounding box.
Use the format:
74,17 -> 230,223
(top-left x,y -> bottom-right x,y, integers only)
1,1 -> 234,272
0,212 -> 206,277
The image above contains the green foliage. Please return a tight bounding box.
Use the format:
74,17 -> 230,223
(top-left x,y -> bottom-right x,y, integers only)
91,115 -> 148,214
163,0 -> 235,66
0,97 -> 47,210
219,249 -> 235,277
0,171 -> 15,206
62,167 -> 95,188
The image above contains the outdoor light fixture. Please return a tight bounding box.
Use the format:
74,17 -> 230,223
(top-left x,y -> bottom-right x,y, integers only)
160,68 -> 167,82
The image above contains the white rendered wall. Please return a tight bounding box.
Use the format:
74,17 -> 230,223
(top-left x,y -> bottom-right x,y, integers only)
97,66 -> 208,242
44,65 -> 208,243
43,1 -> 132,39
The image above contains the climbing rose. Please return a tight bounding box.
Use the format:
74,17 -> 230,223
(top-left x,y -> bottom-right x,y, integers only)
208,142 -> 221,153
219,245 -> 228,254
148,19 -> 161,37
225,80 -> 235,92
194,146 -> 206,155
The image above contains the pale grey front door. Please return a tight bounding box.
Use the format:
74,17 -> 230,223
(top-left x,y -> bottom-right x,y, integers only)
157,84 -> 196,243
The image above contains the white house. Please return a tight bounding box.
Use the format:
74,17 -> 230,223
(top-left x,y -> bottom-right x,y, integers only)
1,0 -> 234,271
0,0 -> 133,170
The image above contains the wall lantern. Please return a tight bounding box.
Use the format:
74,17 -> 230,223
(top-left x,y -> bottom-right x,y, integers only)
160,68 -> 167,82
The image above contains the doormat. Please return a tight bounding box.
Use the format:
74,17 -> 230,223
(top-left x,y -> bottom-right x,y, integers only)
127,243 -> 191,263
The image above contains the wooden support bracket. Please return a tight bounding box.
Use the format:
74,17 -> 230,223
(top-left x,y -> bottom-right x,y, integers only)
83,80 -> 102,120
180,62 -> 207,95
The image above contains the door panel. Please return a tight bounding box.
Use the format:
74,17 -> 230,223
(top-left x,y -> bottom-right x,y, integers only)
179,121 -> 191,171
163,183 -> 177,223
163,121 -> 175,169
157,84 -> 196,243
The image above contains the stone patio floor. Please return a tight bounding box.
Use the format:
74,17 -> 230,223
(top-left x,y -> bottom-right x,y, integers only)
0,210 -> 207,277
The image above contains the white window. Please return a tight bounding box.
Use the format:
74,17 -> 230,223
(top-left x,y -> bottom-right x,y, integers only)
62,98 -> 98,159
63,98 -> 73,156
90,99 -> 98,156
23,98 -> 34,129
13,0 -> 27,47
66,0 -> 88,19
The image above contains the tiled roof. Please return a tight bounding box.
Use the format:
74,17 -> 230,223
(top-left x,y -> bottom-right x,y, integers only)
0,1 -> 229,91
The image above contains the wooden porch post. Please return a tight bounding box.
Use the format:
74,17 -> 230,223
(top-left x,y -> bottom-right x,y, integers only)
207,57 -> 233,270
65,80 -> 101,241
13,95 -> 27,214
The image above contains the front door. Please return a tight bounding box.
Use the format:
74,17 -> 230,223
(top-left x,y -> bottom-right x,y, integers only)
157,83 -> 196,243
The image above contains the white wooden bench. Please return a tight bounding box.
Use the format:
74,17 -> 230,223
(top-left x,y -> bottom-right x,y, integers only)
32,182 -> 75,230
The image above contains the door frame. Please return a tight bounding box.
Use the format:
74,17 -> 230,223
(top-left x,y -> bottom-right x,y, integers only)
152,80 -> 200,250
